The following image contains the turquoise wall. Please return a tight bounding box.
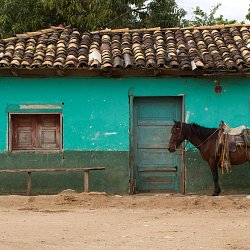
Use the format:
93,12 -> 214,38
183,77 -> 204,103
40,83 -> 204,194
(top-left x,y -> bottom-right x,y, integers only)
0,78 -> 131,151
0,76 -> 250,194
185,78 -> 250,127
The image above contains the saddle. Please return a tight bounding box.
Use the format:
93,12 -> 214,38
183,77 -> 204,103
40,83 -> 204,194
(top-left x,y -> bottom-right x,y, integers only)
222,123 -> 246,136
218,122 -> 250,173
220,122 -> 249,152
227,134 -> 245,152
242,129 -> 250,146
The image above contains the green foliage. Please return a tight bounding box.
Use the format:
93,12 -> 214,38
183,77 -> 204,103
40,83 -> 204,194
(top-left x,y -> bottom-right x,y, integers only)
0,0 -> 245,39
0,0 -> 146,37
0,0 -> 53,38
41,0 -> 146,30
183,4 -> 237,26
133,0 -> 186,28
0,0 -> 185,38
246,4 -> 250,21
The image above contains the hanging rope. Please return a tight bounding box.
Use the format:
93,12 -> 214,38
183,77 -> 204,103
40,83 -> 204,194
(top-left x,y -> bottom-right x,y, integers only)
217,122 -> 232,174
219,133 -> 231,174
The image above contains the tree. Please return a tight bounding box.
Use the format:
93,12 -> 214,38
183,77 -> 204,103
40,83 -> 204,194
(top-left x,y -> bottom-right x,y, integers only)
43,0 -> 186,29
42,0 -> 145,31
0,0 -> 146,37
0,0 -> 188,38
183,4 -> 237,27
246,4 -> 250,21
133,0 -> 186,28
0,0 -> 56,38
2,0 -> 238,39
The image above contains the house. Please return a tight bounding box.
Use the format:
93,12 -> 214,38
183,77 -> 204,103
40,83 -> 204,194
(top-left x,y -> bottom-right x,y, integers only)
0,24 -> 250,195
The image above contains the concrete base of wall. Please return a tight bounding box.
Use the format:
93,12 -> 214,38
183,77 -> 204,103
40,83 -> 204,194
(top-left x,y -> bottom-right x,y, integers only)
0,151 -> 129,195
0,151 -> 249,195
185,152 -> 250,195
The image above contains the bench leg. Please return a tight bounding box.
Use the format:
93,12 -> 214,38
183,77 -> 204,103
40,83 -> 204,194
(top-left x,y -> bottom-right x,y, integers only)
27,172 -> 32,196
83,170 -> 89,192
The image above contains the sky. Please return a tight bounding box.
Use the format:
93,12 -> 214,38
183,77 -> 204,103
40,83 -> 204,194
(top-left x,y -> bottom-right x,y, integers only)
176,0 -> 249,23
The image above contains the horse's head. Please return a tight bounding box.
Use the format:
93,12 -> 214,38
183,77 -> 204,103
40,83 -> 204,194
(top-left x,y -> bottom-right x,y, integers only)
168,121 -> 186,152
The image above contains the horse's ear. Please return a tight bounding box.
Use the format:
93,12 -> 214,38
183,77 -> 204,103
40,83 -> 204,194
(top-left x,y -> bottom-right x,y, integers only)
173,120 -> 181,128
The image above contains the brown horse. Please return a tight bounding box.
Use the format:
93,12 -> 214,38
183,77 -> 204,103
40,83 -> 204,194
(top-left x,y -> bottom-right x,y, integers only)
168,121 -> 249,196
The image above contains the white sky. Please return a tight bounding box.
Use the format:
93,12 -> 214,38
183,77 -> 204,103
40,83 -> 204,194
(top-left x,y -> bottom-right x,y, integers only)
176,0 -> 250,23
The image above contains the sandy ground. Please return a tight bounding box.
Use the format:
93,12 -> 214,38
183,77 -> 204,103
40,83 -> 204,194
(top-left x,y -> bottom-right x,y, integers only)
0,191 -> 250,250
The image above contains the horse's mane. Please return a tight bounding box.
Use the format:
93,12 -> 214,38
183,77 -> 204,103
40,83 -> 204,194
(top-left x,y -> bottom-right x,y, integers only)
184,123 -> 217,141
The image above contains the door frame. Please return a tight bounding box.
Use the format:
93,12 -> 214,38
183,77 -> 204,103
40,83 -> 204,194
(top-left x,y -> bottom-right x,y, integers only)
129,94 -> 185,194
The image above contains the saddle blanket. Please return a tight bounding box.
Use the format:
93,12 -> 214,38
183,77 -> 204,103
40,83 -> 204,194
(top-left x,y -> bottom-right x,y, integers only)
223,123 -> 247,135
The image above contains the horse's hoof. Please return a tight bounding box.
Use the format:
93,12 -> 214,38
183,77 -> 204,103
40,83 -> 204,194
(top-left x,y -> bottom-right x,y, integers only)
212,193 -> 220,196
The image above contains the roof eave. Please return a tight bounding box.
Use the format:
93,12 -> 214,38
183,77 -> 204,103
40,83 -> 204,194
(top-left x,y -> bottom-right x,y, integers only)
0,68 -> 250,78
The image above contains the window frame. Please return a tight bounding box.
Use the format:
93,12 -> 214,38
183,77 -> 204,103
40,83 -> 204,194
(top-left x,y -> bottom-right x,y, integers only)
8,112 -> 63,152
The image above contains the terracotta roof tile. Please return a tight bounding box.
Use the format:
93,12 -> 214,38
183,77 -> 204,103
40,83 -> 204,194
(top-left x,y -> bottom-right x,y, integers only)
0,24 -> 250,73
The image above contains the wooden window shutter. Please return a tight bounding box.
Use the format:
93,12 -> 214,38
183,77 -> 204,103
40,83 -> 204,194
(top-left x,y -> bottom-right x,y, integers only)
37,114 -> 60,149
12,115 -> 36,149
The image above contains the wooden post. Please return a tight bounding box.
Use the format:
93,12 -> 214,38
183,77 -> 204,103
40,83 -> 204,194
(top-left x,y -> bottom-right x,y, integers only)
27,172 -> 32,196
83,170 -> 89,192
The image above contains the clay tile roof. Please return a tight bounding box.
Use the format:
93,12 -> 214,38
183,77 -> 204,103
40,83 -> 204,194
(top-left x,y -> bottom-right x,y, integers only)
1,24 -> 250,74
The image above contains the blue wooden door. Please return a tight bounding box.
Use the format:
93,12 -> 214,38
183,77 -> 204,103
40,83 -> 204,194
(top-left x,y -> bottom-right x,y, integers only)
133,97 -> 182,193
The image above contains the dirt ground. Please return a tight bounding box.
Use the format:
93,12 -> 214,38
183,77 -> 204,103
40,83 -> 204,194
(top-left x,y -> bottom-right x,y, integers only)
0,191 -> 250,250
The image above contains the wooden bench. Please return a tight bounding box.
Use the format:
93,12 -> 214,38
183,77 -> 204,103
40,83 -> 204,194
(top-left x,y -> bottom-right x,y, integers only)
0,167 -> 105,196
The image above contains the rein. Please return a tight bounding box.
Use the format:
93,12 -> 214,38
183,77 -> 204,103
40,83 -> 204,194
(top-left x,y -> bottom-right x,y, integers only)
182,126 -> 220,152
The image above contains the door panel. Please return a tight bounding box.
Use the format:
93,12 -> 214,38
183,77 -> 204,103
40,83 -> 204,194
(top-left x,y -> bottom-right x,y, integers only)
133,97 -> 182,193
137,149 -> 176,171
138,172 -> 177,192
137,102 -> 179,125
137,126 -> 170,148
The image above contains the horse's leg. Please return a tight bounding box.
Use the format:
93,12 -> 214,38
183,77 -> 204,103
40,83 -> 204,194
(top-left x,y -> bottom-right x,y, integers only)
209,159 -> 221,196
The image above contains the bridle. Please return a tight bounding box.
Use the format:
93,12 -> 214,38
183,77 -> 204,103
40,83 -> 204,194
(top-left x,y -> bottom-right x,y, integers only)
171,122 -> 183,151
